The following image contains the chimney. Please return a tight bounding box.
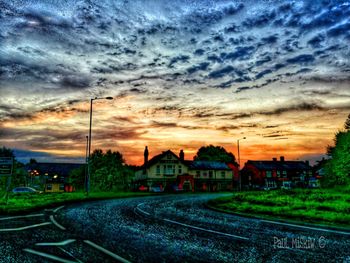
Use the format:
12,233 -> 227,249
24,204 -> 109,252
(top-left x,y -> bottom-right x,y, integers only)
144,146 -> 149,165
179,149 -> 184,161
272,157 -> 277,161
280,156 -> 285,162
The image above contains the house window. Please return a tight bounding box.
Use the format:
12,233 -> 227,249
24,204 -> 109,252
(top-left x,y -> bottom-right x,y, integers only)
209,171 -> 213,178
203,171 -> 208,177
266,180 -> 276,188
167,154 -> 172,159
282,171 -> 287,177
156,165 -> 160,175
221,171 -> 225,178
196,171 -> 200,177
164,165 -> 174,175
178,166 -> 182,175
46,184 -> 52,190
59,184 -> 65,191
266,171 -> 272,178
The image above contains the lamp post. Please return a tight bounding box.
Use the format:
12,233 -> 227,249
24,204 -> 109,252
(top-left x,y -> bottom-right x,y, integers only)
84,135 -> 88,193
237,137 -> 246,191
86,96 -> 113,195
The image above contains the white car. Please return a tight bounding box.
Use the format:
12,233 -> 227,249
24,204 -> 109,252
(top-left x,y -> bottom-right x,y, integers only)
12,187 -> 42,194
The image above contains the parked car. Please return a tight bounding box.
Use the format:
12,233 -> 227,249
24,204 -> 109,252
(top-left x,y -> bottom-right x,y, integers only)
171,184 -> 184,192
138,185 -> 148,191
149,186 -> 164,193
12,187 -> 42,194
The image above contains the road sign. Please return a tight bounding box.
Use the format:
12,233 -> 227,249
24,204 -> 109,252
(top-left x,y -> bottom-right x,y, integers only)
0,157 -> 13,176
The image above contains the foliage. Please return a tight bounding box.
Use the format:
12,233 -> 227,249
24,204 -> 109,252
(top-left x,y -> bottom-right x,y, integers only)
194,145 -> 237,163
208,187 -> 350,227
323,130 -> 350,186
69,165 -> 86,190
29,158 -> 37,164
323,114 -> 350,187
89,149 -> 134,191
344,113 -> 350,131
0,191 -> 151,215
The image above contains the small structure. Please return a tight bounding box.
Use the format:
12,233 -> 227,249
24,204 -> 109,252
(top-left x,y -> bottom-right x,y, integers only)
241,156 -> 313,189
24,163 -> 82,193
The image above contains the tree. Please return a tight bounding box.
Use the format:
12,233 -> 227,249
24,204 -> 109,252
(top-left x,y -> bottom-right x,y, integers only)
323,117 -> 350,186
345,113 -> 350,131
89,149 -> 133,191
29,158 -> 37,164
69,165 -> 86,190
194,145 -> 237,164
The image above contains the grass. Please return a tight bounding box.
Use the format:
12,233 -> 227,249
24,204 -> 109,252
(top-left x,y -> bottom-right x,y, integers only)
207,186 -> 350,229
0,191 -> 152,215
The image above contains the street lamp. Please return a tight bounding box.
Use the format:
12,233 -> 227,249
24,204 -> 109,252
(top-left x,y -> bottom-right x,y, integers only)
87,96 -> 113,195
237,137 -> 246,191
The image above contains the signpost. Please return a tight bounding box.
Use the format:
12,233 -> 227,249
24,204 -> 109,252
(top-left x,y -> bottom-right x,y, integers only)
0,157 -> 14,204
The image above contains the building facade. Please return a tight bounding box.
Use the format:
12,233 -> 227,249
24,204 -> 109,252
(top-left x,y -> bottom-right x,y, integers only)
134,147 -> 234,192
24,162 -> 81,192
241,156 -> 315,189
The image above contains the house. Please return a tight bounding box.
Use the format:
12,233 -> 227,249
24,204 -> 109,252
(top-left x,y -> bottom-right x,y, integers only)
24,162 -> 82,192
133,147 -> 234,192
189,160 -> 233,191
241,156 -> 313,189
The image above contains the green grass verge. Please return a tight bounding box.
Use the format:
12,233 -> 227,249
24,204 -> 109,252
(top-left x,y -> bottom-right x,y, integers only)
0,191 -> 152,215
207,186 -> 350,229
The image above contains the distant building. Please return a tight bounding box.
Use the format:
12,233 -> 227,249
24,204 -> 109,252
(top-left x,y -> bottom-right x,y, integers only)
241,156 -> 315,189
133,147 -> 234,192
24,162 -> 82,192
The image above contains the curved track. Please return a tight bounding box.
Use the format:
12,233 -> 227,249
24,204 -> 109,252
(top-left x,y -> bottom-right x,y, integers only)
0,194 -> 349,262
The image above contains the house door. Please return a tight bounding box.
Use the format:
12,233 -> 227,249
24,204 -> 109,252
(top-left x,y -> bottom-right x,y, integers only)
183,181 -> 192,191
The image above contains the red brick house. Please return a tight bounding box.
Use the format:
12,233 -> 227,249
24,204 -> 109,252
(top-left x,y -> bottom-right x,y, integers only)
241,156 -> 313,189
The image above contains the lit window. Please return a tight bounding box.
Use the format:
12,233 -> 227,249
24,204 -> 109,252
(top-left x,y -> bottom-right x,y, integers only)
266,171 -> 272,178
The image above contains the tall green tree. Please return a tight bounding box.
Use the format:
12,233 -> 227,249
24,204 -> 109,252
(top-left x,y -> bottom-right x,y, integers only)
194,145 -> 237,163
323,116 -> 350,186
89,149 -> 133,191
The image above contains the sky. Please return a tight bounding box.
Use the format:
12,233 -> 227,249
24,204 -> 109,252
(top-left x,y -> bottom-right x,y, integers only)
0,0 -> 350,165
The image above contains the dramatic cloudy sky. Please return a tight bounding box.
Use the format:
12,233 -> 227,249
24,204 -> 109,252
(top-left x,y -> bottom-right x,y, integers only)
0,0 -> 349,164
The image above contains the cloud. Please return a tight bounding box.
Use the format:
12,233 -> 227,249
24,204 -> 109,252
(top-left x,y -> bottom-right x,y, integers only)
60,75 -> 91,89
221,46 -> 255,61
208,65 -> 234,79
307,34 -> 325,48
286,54 -> 315,64
255,69 -> 272,80
187,62 -> 210,74
242,9 -> 276,28
327,22 -> 350,37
